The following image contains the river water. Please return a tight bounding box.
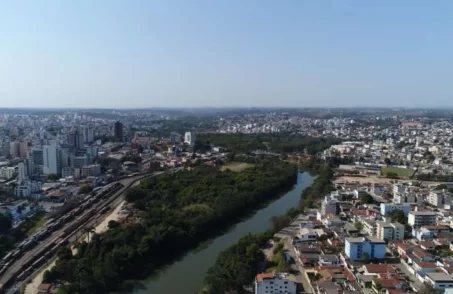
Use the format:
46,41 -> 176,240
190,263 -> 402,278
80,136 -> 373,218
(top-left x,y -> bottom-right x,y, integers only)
134,172 -> 315,294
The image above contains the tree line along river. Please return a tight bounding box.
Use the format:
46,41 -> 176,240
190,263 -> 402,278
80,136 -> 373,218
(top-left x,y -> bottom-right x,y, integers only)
132,172 -> 315,294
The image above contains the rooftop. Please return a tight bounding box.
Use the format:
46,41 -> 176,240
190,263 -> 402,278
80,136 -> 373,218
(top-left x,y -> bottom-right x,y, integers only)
345,237 -> 386,244
426,272 -> 453,282
409,211 -> 437,216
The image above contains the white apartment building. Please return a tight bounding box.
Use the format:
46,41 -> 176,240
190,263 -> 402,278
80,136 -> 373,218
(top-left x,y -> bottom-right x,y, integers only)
255,273 -> 297,294
380,203 -> 411,216
18,162 -> 27,181
393,192 -> 422,204
15,180 -> 42,197
427,190 -> 452,207
321,197 -> 339,215
408,211 -> 437,228
376,222 -> 404,241
0,167 -> 15,180
43,145 -> 61,175
362,219 -> 377,236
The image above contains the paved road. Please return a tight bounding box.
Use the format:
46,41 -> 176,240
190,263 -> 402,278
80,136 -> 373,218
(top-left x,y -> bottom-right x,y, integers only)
284,238 -> 313,294
0,171 -> 166,290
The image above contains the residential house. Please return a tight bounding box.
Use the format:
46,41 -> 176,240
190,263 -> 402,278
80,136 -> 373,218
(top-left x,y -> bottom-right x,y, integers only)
425,272 -> 453,290
299,228 -> 317,242
318,254 -> 341,266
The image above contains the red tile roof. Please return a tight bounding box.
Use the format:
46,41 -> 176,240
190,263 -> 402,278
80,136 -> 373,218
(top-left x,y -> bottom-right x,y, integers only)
256,273 -> 275,282
365,264 -> 396,274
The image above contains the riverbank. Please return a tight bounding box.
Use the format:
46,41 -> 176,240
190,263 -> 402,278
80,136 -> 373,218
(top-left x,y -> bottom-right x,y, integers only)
202,163 -> 334,293
134,172 -> 315,294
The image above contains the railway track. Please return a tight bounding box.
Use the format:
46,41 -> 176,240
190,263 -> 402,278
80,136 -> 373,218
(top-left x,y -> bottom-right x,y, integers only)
0,171 -> 160,293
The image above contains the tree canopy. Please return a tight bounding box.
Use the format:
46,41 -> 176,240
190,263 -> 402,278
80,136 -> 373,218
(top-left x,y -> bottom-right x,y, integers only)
45,160 -> 297,293
389,209 -> 407,224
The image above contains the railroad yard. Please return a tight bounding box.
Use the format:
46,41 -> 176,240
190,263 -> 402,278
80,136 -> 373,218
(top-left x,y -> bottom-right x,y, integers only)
0,172 -> 157,294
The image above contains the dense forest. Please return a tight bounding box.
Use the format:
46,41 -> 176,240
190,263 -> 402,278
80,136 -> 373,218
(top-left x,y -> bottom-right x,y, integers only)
44,160 -> 298,293
202,233 -> 271,293
202,161 -> 335,293
196,133 -> 341,154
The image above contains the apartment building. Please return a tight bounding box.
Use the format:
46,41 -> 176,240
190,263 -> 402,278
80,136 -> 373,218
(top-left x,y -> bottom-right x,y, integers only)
380,203 -> 411,216
427,190 -> 452,207
345,237 -> 386,261
255,273 -> 297,294
362,219 -> 377,236
376,222 -> 404,241
321,197 -> 339,215
408,211 -> 437,228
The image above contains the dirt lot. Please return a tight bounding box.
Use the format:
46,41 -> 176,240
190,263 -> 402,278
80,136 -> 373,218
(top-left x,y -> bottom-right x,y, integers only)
220,162 -> 254,172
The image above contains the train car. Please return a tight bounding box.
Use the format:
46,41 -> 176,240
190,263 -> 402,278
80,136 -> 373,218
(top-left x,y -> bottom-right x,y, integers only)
1,252 -> 13,265
98,206 -> 110,215
31,256 -> 46,269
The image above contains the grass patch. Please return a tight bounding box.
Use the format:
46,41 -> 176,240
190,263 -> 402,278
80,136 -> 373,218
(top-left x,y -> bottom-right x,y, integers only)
220,162 -> 254,172
26,211 -> 48,236
381,167 -> 415,177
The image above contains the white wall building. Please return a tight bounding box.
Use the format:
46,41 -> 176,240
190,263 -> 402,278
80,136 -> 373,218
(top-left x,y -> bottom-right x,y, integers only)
184,132 -> 196,146
408,211 -> 437,228
0,167 -> 15,180
18,162 -> 27,181
43,145 -> 61,175
15,180 -> 42,197
255,273 -> 297,294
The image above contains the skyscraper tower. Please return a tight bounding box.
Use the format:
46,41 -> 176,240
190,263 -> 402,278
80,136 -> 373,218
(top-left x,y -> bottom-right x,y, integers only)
114,121 -> 124,142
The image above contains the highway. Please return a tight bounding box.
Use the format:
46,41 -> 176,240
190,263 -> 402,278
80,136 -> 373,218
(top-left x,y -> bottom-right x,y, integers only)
0,171 -> 166,293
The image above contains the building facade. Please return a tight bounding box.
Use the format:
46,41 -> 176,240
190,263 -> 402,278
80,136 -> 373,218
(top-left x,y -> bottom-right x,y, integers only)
376,222 -> 404,241
43,145 -> 61,175
380,203 -> 411,216
408,211 -> 437,228
255,273 -> 297,294
345,237 -> 386,261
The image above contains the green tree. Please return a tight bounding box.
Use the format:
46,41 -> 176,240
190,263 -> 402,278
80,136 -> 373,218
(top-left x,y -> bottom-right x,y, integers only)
78,185 -> 93,195
107,220 -> 120,229
47,174 -> 59,181
362,252 -> 370,262
354,221 -> 363,230
389,209 -> 407,224
0,213 -> 12,232
359,192 -> 374,204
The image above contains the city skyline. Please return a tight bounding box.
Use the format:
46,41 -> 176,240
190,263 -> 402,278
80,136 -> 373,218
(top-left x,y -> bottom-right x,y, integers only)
1,1 -> 453,108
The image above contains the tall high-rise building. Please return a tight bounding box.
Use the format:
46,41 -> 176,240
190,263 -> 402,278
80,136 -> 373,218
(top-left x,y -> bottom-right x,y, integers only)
19,142 -> 28,158
9,141 -> 20,158
18,162 -> 27,181
170,132 -> 181,144
83,127 -> 94,143
43,145 -> 61,175
31,148 -> 44,166
71,155 -> 88,168
68,129 -> 84,150
184,132 -> 196,146
114,121 -> 124,141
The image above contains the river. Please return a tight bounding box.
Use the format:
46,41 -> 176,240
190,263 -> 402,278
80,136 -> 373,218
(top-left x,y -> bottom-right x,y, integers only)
132,172 -> 315,294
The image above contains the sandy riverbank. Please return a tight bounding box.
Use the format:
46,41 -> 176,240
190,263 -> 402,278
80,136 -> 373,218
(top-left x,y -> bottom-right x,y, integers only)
24,201 -> 126,294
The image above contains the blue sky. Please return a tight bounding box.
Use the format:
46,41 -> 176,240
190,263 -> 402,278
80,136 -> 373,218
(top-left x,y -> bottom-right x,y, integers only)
1,1 -> 452,108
